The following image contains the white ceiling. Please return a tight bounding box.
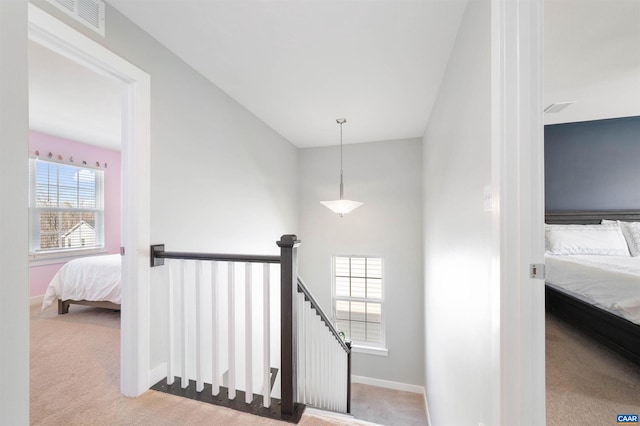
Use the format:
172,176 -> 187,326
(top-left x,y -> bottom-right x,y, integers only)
107,0 -> 468,147
28,0 -> 640,150
544,0 -> 640,125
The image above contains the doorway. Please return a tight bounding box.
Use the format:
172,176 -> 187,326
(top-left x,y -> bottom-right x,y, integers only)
543,0 -> 640,422
28,3 -> 151,397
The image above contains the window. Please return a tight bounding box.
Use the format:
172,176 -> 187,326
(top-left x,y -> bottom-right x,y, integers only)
29,159 -> 104,255
333,256 -> 384,348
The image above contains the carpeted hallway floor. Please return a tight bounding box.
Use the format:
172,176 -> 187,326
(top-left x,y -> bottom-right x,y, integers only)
30,304 -> 357,425
31,304 -> 638,425
30,304 -> 426,425
546,313 -> 640,425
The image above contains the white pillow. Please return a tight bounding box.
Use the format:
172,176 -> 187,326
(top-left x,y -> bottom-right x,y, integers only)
545,223 -> 630,256
601,220 -> 640,257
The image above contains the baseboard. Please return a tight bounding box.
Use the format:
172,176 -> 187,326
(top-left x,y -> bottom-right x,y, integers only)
424,392 -> 432,426
148,362 -> 167,387
305,407 -> 377,425
351,375 -> 425,395
30,295 -> 44,306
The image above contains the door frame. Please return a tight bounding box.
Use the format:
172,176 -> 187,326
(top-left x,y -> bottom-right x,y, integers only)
491,0 -> 545,423
28,4 -> 151,397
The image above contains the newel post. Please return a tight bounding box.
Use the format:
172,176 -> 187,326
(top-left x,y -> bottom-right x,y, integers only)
277,234 -> 300,416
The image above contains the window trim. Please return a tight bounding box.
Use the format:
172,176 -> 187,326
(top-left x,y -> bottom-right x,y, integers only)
28,158 -> 105,261
331,255 -> 387,352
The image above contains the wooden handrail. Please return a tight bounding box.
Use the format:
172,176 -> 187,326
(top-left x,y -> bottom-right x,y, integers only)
150,244 -> 280,266
297,277 -> 351,354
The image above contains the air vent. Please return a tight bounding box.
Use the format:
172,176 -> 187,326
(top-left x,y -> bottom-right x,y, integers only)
45,0 -> 105,36
544,101 -> 575,114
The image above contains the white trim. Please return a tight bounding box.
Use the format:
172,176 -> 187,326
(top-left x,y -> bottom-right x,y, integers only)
491,0 -> 545,424
351,344 -> 388,357
304,408 -> 375,426
424,392 -> 432,426
351,375 -> 425,395
29,248 -> 107,266
148,362 -> 168,388
28,4 -> 151,397
30,295 -> 45,307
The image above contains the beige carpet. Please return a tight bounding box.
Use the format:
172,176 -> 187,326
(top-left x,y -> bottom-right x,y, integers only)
31,305 -> 407,425
546,313 -> 640,425
30,304 -> 372,425
350,384 -> 426,426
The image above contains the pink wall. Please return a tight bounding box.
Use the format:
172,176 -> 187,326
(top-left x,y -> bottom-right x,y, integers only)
29,131 -> 121,297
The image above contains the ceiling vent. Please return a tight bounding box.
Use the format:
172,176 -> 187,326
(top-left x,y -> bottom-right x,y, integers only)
544,101 -> 575,114
45,0 -> 105,36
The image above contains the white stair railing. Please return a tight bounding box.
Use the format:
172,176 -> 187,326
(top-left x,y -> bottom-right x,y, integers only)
150,236 -> 350,423
295,278 -> 351,413
165,258 -> 278,405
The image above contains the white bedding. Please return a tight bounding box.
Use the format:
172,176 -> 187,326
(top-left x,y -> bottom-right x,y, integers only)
545,255 -> 640,325
42,254 -> 121,310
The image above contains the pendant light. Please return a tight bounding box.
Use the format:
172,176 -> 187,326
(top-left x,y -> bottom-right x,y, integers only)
321,118 -> 363,217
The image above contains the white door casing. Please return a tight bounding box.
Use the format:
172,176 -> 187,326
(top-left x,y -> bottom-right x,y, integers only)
491,0 -> 545,424
28,4 -> 152,397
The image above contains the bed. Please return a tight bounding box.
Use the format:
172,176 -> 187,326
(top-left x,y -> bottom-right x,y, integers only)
42,254 -> 121,314
545,210 -> 640,365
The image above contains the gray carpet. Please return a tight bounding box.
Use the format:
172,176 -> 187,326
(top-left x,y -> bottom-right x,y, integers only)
546,313 -> 640,425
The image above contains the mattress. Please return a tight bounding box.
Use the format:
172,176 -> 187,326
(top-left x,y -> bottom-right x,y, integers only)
42,254 -> 121,310
545,255 -> 640,325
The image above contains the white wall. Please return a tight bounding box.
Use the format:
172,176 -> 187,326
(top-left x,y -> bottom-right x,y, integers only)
31,0 -> 299,388
422,1 -> 497,424
0,0 -> 30,423
298,138 -> 424,386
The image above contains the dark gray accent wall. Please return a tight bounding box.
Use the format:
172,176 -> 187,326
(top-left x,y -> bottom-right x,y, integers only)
545,116 -> 640,211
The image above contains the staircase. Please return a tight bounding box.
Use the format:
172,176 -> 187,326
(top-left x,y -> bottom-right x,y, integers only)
150,235 -> 351,423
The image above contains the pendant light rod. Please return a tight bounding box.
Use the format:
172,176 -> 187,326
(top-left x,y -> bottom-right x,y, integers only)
320,117 -> 363,217
337,118 -> 346,200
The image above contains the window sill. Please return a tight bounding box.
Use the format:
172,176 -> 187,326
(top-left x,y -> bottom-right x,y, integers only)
29,248 -> 107,266
351,344 -> 388,357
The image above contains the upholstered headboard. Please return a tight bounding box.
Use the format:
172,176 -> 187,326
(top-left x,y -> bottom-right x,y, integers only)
545,210 -> 640,225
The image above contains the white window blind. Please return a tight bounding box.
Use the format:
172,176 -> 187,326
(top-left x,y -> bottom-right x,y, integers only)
333,256 -> 384,346
29,159 -> 104,254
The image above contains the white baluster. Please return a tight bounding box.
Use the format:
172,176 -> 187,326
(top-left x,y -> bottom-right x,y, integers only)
211,261 -> 220,396
322,324 -> 328,409
330,333 -> 335,411
180,260 -> 187,389
309,303 -> 322,407
338,348 -> 343,412
336,342 -> 343,411
315,313 -> 321,407
306,301 -> 312,405
296,293 -> 304,402
338,341 -> 342,411
308,302 -> 314,406
262,264 -> 271,408
316,320 -> 322,408
293,291 -> 304,401
195,260 -> 204,392
228,262 -> 236,400
344,348 -> 348,413
329,333 -> 333,410
340,349 -> 346,413
245,263 -> 253,404
167,260 -> 175,385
